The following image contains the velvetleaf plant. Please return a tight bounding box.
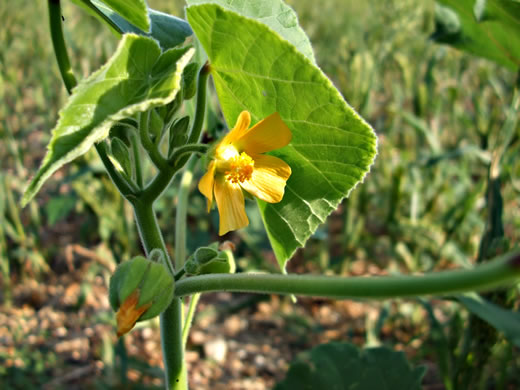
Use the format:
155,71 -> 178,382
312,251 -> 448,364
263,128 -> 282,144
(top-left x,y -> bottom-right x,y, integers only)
20,0 -> 520,389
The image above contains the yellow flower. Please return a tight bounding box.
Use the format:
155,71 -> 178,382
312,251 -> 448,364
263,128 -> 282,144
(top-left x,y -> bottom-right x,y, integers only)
198,111 -> 292,235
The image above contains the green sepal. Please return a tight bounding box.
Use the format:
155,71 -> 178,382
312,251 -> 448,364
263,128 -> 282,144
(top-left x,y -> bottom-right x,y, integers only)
109,255 -> 150,311
198,250 -> 235,275
137,261 -> 173,307
184,245 -> 236,275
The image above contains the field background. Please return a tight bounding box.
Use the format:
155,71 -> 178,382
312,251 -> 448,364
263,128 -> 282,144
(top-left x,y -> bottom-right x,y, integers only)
1,0 -> 519,389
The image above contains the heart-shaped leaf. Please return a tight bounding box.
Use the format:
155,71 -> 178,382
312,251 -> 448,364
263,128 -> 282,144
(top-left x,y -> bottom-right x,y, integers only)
22,35 -> 194,206
274,342 -> 426,390
187,4 -> 377,270
186,0 -> 315,63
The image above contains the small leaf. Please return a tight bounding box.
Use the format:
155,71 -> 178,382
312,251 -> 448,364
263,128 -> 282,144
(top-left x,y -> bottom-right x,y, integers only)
187,5 -> 377,269
98,0 -> 150,32
432,0 -> 520,70
149,109 -> 165,143
168,116 -> 190,157
457,293 -> 520,347
22,35 -> 194,206
182,62 -> 199,100
111,137 -> 132,177
186,0 -> 315,63
274,342 -> 426,390
80,0 -> 193,50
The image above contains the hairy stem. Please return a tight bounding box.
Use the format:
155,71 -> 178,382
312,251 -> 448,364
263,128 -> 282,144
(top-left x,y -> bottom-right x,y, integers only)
175,251 -> 520,299
132,200 -> 187,390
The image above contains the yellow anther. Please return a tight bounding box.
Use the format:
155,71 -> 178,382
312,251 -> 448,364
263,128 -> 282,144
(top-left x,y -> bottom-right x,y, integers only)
225,152 -> 254,184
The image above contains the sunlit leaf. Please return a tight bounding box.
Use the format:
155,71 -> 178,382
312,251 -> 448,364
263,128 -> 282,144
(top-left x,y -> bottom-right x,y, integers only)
22,34 -> 194,206
187,4 -> 377,269
97,0 -> 150,32
274,342 -> 426,390
187,0 -> 315,63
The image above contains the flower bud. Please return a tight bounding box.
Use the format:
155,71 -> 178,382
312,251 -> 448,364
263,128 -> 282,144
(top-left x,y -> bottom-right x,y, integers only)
183,244 -> 235,276
109,255 -> 174,337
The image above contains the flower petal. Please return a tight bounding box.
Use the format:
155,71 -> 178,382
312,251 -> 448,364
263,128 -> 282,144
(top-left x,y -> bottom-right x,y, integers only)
220,111 -> 251,147
241,154 -> 291,203
237,112 -> 292,154
214,177 -> 249,235
198,160 -> 216,212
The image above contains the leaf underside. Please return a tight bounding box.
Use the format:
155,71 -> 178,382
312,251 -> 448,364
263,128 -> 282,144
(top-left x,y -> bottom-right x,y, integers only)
22,34 -> 194,206
91,0 -> 193,50
187,4 -> 377,270
99,0 -> 150,32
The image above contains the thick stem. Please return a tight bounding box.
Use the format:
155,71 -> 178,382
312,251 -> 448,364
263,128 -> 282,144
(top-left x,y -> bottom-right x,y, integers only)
132,200 -> 187,390
174,251 -> 520,299
48,0 -> 77,93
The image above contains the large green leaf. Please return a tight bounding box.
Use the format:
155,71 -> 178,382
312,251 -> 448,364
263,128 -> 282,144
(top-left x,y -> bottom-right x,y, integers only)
71,0 -> 192,50
22,35 -> 194,206
274,342 -> 426,390
187,4 -> 377,269
98,0 -> 150,32
432,0 -> 520,70
186,0 -> 315,63
457,293 -> 520,347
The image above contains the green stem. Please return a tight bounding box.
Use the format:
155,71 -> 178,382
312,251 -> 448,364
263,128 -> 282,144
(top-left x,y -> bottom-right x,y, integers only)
169,144 -> 209,166
48,0 -> 77,94
174,251 -> 520,299
141,63 -> 210,204
132,200 -> 187,390
187,63 -> 211,145
182,293 -> 200,348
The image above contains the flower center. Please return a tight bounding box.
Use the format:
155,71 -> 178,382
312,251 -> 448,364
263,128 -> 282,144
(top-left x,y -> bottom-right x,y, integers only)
225,152 -> 254,184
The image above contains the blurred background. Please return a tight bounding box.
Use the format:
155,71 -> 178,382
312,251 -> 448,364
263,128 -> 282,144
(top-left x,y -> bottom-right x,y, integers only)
1,0 -> 519,388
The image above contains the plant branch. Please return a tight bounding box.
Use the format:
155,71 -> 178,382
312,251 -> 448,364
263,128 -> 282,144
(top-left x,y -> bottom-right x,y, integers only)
174,251 -> 520,299
169,144 -> 209,166
141,63 -> 210,203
